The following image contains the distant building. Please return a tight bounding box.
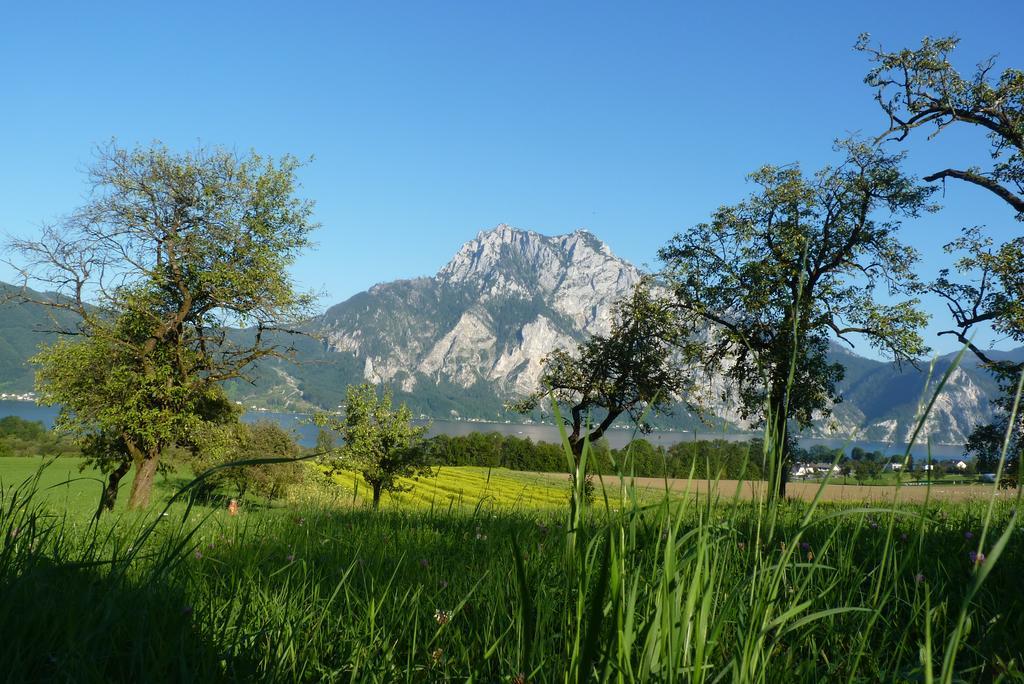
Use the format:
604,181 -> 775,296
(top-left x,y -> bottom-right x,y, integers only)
954,460 -> 968,471
791,463 -> 841,479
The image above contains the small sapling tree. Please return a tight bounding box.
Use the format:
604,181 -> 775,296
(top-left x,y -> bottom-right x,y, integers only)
315,384 -> 430,510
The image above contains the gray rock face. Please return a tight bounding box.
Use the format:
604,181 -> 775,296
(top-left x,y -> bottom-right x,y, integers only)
267,225 -> 1017,443
319,224 -> 642,394
810,360 -> 998,445
438,225 -> 641,329
0,228 -> 1013,444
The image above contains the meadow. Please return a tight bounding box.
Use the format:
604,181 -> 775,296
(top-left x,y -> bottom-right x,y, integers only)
1,449 -> 1022,683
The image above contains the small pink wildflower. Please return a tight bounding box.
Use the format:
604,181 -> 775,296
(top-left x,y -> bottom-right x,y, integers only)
914,573 -> 925,584
968,550 -> 986,566
193,549 -> 203,560
286,553 -> 295,563
419,558 -> 430,568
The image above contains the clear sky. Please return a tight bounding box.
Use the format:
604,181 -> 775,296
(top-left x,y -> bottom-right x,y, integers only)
2,1 -> 1022,358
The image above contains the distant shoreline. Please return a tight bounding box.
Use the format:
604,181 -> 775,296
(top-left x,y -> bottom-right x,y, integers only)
0,400 -> 968,457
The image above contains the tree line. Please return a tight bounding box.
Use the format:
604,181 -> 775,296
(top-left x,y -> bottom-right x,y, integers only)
0,416 -> 77,458
417,432 -> 766,480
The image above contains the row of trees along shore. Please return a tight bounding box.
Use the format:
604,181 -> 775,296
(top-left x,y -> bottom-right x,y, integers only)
3,34 -> 1021,512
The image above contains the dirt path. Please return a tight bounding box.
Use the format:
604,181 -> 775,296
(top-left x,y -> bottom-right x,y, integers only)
538,473 -> 1009,503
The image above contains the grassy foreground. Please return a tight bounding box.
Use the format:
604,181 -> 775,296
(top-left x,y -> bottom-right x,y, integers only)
2,451 -> 1023,683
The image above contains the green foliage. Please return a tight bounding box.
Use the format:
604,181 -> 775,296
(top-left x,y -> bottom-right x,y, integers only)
416,432 -> 766,480
860,34 -> 1024,479
858,33 -> 1024,219
315,384 -> 431,508
659,140 -> 933,495
852,458 -> 883,484
9,142 -> 317,512
185,420 -> 306,502
0,416 -> 46,442
513,281 -> 689,457
0,416 -> 77,458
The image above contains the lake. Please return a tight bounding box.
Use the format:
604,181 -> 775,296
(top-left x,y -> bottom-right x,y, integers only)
0,400 -> 968,459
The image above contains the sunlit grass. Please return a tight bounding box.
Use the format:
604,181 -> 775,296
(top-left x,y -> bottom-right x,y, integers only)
1,363 -> 1022,681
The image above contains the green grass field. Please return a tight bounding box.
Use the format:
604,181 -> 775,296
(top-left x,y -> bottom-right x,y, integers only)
2,453 -> 1023,682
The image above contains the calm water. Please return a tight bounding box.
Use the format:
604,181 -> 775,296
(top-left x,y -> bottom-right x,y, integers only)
0,400 -> 967,459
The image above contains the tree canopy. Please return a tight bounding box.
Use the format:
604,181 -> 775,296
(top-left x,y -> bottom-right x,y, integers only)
858,34 -> 1024,218
511,281 -> 689,460
658,140 -> 933,497
8,142 -> 317,512
186,419 -> 306,503
859,35 -> 1024,477
316,384 -> 431,510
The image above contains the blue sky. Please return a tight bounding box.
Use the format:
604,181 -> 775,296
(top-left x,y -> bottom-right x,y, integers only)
2,1 -> 1022,357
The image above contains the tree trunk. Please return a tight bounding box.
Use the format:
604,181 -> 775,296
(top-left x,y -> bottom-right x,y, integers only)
371,482 -> 383,510
569,437 -> 584,461
776,445 -> 790,499
127,449 -> 161,510
769,382 -> 791,500
94,460 -> 131,520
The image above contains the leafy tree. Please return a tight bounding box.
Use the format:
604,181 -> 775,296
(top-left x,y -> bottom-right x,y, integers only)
858,34 -> 1024,217
658,140 -> 932,498
315,384 -> 430,510
0,416 -> 47,441
8,142 -> 317,512
859,35 -> 1024,476
186,420 -> 306,503
852,458 -> 882,485
511,282 -> 689,462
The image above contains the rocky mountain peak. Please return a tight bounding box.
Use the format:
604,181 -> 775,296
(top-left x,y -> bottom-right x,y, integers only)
315,224 -> 644,397
436,224 -> 632,295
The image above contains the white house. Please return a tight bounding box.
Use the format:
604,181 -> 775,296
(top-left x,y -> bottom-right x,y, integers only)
792,465 -> 815,479
791,463 -> 841,479
954,460 -> 968,471
884,462 -> 904,472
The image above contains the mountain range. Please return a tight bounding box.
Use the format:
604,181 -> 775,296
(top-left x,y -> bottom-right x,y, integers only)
2,225 -> 1020,445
